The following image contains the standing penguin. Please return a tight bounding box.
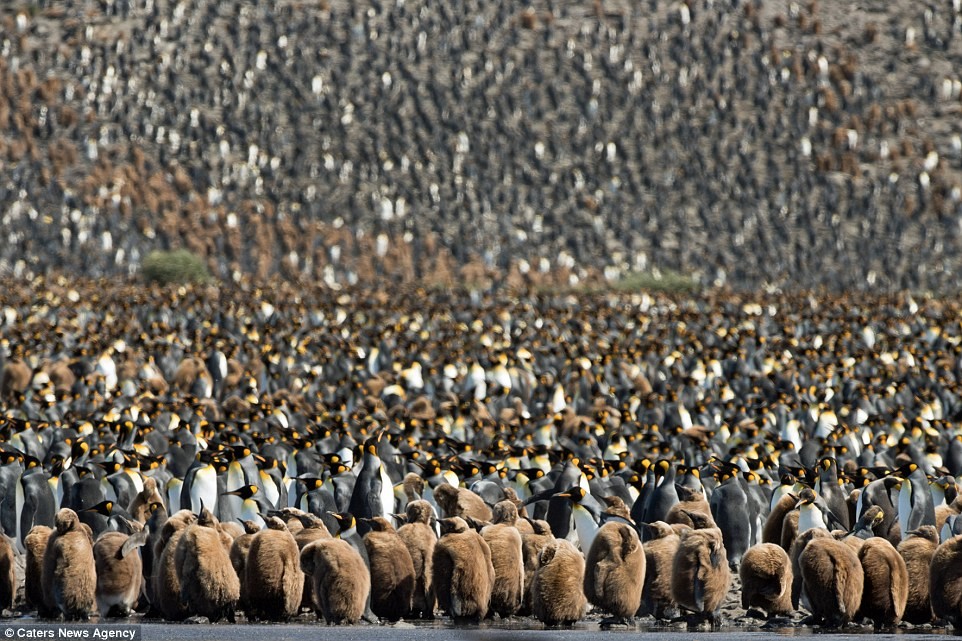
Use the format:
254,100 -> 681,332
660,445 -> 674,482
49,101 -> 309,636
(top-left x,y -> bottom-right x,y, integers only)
520,519 -> 554,615
531,539 -> 587,627
41,508 -> 96,621
349,438 -> 396,536
798,537 -> 864,626
152,509 -> 197,621
709,470 -> 751,569
640,521 -> 680,620
244,516 -> 304,621
930,533 -> 962,627
0,533 -> 13,613
480,501 -> 524,618
363,516 -> 416,621
174,509 -> 240,623
93,525 -> 149,617
229,520 -> 262,614
739,543 -> 793,618
396,500 -> 437,618
897,525 -> 938,624
433,516 -> 495,622
24,525 -> 52,614
857,536 -> 907,630
670,526 -> 731,625
300,537 -> 371,624
898,463 -> 936,535
584,520 -> 645,626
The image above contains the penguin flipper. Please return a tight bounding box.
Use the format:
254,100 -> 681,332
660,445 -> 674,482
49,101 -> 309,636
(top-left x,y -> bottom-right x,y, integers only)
692,576 -> 705,612
120,527 -> 150,558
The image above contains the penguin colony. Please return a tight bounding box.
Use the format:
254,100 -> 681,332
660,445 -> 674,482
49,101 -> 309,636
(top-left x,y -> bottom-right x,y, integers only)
2,0 -> 962,293
7,283 -> 962,630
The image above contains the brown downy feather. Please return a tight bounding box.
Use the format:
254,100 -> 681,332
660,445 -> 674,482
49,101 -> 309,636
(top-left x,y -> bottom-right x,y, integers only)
432,516 -> 495,621
584,521 -> 645,620
641,521 -> 680,619
93,527 -> 148,617
42,509 -> 97,621
0,533 -> 14,612
397,500 -> 437,618
531,539 -> 587,626
762,493 -> 798,545
739,543 -> 793,616
300,538 -> 370,624
799,537 -> 864,626
175,511 -> 240,622
520,519 -> 554,615
897,525 -> 938,624
244,517 -> 303,621
481,513 -> 524,617
670,526 -> 731,621
433,483 -> 493,522
364,516 -> 416,622
25,525 -> 52,614
857,536 -> 907,629
153,509 -> 196,621
929,533 -> 962,628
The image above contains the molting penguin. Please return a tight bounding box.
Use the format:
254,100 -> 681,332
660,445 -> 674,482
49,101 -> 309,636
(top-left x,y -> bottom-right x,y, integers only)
739,543 -> 793,618
41,508 -> 96,621
896,525 -> 938,624
531,539 -> 587,627
583,519 -> 645,625
363,516 -> 415,621
396,500 -> 437,618
174,508 -> 239,623
798,537 -> 864,626
244,516 -> 303,621
670,526 -> 731,625
520,519 -> 554,615
857,536 -> 907,630
300,537 -> 371,624
433,516 -> 495,622
92,524 -> 149,617
480,501 -> 525,618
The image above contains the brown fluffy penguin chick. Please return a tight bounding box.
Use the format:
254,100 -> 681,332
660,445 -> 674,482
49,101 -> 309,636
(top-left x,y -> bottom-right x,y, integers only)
433,483 -> 493,522
584,521 -> 645,625
0,533 -> 14,612
127,477 -> 164,523
93,526 -> 149,617
739,543 -> 793,617
780,510 -> 800,553
670,526 -> 731,625
364,516 -> 416,621
175,509 -> 240,622
290,512 -> 332,612
502,488 -> 534,535
798,537 -> 864,626
857,536 -> 907,630
666,486 -> 714,528
520,519 -> 554,615
789,527 -> 831,610
762,493 -> 798,545
229,520 -> 262,613
641,521 -> 680,619
42,508 -> 96,621
244,516 -> 304,621
929,533 -> 962,627
153,510 -> 197,621
531,539 -> 587,626
24,525 -> 52,614
897,525 -> 938,624
300,538 -> 371,624
397,500 -> 438,618
481,502 -> 525,618
433,516 -> 495,622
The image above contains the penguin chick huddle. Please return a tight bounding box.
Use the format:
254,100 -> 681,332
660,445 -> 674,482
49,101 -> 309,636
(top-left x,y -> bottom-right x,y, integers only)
5,282 -> 962,630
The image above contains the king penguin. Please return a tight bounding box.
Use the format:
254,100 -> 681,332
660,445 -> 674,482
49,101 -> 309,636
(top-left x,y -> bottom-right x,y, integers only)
349,437 -> 396,536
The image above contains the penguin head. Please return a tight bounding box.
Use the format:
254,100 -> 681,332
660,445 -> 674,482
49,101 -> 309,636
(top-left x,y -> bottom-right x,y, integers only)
238,519 -> 262,534
82,500 -> 115,517
331,512 -> 356,534
798,487 -> 817,506
439,516 -> 469,535
55,508 -> 81,535
223,484 -> 258,500
297,476 -> 323,491
556,486 -> 587,504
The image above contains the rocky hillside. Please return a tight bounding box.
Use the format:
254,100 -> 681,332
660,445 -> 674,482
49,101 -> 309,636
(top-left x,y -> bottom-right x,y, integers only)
1,0 -> 961,291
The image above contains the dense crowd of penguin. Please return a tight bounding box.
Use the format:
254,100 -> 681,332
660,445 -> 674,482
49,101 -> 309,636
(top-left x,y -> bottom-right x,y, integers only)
2,0 -> 962,291
3,281 -> 962,630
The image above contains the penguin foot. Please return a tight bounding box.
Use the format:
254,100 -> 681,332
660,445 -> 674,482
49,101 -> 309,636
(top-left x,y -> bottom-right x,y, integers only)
600,616 -> 634,628
745,608 -> 767,619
